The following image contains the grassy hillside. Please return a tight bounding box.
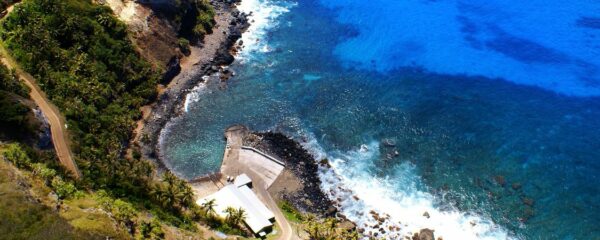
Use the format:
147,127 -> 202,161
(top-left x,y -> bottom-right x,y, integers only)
0,146 -> 128,239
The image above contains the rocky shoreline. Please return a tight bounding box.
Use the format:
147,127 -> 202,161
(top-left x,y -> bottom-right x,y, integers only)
135,0 -> 248,171
131,1 -> 433,238
244,131 -> 336,218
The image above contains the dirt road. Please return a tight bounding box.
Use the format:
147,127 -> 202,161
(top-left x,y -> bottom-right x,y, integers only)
0,47 -> 82,179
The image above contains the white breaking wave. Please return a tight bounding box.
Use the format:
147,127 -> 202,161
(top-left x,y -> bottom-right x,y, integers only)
183,78 -> 209,113
302,139 -> 517,239
236,0 -> 295,59
181,0 -> 294,114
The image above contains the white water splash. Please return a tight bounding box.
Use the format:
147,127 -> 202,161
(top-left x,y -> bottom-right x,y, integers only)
236,0 -> 296,59
181,0 -> 294,114
183,79 -> 209,113
302,139 -> 516,239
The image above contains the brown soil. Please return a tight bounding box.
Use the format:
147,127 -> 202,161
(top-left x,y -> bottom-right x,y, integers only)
102,0 -> 179,68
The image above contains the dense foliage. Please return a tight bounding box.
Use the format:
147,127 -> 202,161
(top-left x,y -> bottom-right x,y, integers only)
0,0 -> 205,231
0,62 -> 32,138
303,215 -> 360,240
170,0 -> 216,41
0,0 -> 240,237
1,0 -> 159,194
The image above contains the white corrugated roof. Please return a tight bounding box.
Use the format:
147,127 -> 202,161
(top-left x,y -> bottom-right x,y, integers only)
234,173 -> 252,187
238,185 -> 275,221
197,182 -> 274,234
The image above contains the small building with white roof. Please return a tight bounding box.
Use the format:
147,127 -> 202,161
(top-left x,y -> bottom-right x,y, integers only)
197,174 -> 275,236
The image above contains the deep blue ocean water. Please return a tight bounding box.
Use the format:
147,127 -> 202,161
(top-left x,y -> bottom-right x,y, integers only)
160,0 -> 600,239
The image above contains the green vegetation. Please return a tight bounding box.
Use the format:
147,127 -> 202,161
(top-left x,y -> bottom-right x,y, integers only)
2,143 -> 81,200
0,0 -> 240,238
175,0 -> 216,41
224,206 -> 247,227
1,0 -> 160,196
279,200 -> 360,239
138,219 -> 165,240
60,196 -> 130,239
200,198 -> 249,236
279,200 -> 304,223
302,215 -> 360,240
2,143 -> 69,178
178,37 -> 191,55
0,62 -> 32,139
0,144 -> 127,240
0,62 -> 27,96
0,0 -> 213,237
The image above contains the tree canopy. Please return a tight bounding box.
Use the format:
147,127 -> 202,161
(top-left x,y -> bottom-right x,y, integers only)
1,0 -> 159,195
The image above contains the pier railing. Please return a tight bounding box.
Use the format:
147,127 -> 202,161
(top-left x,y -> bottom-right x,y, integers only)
240,146 -> 286,166
189,172 -> 223,184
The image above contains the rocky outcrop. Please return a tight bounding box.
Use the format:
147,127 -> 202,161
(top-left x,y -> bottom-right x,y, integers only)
161,56 -> 181,84
412,228 -> 435,240
244,131 -> 335,217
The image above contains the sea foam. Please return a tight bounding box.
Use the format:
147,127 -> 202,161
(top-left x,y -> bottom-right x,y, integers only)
304,139 -> 516,239
183,79 -> 208,113
236,0 -> 295,59
181,0 -> 294,114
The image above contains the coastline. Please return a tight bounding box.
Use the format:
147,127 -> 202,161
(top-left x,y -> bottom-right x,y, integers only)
133,0 -> 249,172
130,0 -> 368,238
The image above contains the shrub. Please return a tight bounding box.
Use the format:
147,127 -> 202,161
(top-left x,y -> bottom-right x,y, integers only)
137,219 -> 164,240
51,176 -> 78,199
31,162 -> 57,184
178,38 -> 191,56
2,143 -> 31,168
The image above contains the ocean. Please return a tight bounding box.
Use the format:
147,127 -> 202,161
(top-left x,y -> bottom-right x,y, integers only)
160,0 -> 600,239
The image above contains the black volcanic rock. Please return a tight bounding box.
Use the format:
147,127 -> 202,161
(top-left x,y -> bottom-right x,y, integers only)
251,132 -> 335,217
162,56 -> 181,84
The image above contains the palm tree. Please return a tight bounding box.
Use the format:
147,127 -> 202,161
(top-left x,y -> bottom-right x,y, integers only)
162,171 -> 177,186
324,218 -> 337,237
177,180 -> 194,208
233,207 -> 246,226
224,206 -> 236,225
202,198 -> 217,218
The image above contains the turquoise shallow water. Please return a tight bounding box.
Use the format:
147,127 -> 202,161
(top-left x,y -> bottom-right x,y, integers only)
161,0 -> 600,238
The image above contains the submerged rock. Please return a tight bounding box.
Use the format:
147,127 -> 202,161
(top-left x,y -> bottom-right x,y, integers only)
522,197 -> 535,206
494,175 -> 506,187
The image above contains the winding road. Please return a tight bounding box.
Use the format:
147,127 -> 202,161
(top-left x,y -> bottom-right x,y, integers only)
0,5 -> 81,178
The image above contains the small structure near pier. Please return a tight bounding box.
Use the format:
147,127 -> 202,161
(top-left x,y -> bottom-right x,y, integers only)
221,125 -> 285,187
192,125 -> 294,239
197,174 -> 275,236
